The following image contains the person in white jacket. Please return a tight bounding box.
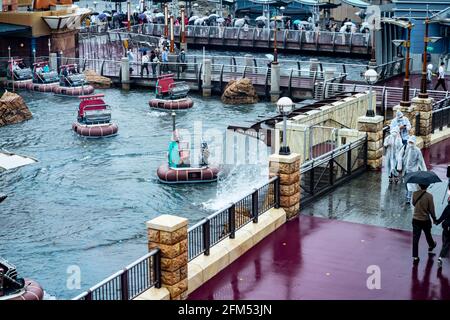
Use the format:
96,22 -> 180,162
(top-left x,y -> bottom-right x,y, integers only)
397,136 -> 427,204
383,128 -> 403,183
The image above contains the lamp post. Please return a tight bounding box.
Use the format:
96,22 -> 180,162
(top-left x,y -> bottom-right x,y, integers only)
273,14 -> 278,63
164,3 -> 169,38
169,15 -> 174,53
181,7 -> 186,45
8,46 -> 14,92
419,14 -> 441,99
127,0 -> 131,31
393,21 -> 413,107
277,97 -> 294,155
172,111 -> 176,132
364,69 -> 378,117
48,38 -> 51,56
32,48 -> 36,63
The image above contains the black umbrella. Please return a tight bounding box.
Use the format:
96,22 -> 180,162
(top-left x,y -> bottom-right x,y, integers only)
0,193 -> 7,203
404,171 -> 442,185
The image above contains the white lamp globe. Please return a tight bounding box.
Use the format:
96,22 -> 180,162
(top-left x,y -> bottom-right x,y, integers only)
277,97 -> 294,114
364,68 -> 378,84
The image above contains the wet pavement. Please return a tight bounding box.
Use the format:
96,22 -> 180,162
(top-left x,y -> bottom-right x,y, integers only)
381,74 -> 449,92
188,138 -> 450,300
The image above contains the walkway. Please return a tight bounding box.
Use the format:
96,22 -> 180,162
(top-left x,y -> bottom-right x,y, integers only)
188,138 -> 450,300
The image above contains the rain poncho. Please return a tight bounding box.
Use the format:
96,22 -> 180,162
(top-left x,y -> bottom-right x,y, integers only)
383,130 -> 403,178
390,111 -> 411,142
398,136 -> 427,195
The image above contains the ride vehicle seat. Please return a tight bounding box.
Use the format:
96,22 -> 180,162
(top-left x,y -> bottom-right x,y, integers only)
156,74 -> 175,97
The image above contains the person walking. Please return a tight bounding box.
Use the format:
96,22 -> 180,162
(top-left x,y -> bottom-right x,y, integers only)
435,187 -> 450,268
398,136 -> 427,204
161,47 -> 169,73
150,50 -> 158,76
383,128 -> 403,184
178,48 -> 186,73
127,48 -> 135,75
434,62 -> 447,91
140,51 -> 150,77
390,111 -> 411,146
412,184 -> 437,264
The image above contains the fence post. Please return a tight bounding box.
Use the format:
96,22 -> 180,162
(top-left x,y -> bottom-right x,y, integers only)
154,249 -> 162,289
274,177 -> 280,209
251,189 -> 259,223
228,205 -> 236,239
121,269 -> 129,300
146,214 -> 188,300
202,218 -> 211,256
346,146 -> 352,176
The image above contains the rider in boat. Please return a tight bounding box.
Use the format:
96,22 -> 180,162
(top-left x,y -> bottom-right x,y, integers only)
168,130 -> 190,168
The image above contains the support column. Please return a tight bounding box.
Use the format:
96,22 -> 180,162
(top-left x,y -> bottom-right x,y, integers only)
270,62 -> 280,103
202,58 -> 212,97
269,153 -> 301,220
357,115 -> 384,170
412,97 -> 434,147
147,214 -> 188,300
49,52 -> 57,71
245,54 -> 253,74
121,56 -> 130,90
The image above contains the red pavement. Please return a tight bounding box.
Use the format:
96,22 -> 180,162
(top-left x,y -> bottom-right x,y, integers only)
189,139 -> 450,300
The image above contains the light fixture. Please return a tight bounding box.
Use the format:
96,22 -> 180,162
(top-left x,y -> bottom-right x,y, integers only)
364,69 -> 378,117
277,97 -> 294,155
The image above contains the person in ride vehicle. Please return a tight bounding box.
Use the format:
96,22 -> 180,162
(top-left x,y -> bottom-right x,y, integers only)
168,130 -> 190,168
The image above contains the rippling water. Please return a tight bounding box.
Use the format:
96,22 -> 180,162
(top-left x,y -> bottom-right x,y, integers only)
0,88 -> 273,299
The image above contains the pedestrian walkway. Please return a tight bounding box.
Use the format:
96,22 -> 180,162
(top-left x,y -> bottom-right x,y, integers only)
188,138 -> 450,300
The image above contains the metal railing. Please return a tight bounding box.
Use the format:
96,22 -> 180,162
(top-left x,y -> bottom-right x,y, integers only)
432,105 -> 450,133
188,176 -> 280,261
300,136 -> 368,207
72,249 -> 161,300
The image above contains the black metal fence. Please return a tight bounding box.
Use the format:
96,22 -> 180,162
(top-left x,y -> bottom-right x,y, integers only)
299,136 -> 368,207
72,249 -> 161,300
188,176 -> 280,261
432,105 -> 450,133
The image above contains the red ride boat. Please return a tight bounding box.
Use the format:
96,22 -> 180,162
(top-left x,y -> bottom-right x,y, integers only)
72,94 -> 118,138
0,258 -> 44,301
5,58 -> 33,89
149,74 -> 194,110
53,64 -> 94,96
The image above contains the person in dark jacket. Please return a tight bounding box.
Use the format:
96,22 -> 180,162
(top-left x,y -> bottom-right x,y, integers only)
412,184 -> 437,264
435,189 -> 450,268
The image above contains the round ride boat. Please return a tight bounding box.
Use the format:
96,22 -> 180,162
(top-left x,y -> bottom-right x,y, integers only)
0,258 -> 44,301
72,94 -> 119,138
29,61 -> 60,92
157,114 -> 220,184
149,74 -> 194,111
5,58 -> 33,89
53,64 -> 95,96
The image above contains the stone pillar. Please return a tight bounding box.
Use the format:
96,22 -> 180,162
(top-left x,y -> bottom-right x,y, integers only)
49,52 -> 58,71
357,115 -> 384,170
147,214 -> 188,300
393,104 -> 416,136
270,62 -> 281,103
121,57 -> 130,91
202,58 -> 212,97
412,97 -> 434,148
269,153 -> 301,220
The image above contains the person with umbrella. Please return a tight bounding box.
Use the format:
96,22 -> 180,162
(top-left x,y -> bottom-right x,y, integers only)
383,127 -> 403,184
398,136 -> 427,204
435,184 -> 450,268
405,171 -> 441,264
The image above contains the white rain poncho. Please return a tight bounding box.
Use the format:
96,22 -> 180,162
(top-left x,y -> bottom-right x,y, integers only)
383,129 -> 403,178
398,136 -> 427,192
390,111 -> 411,142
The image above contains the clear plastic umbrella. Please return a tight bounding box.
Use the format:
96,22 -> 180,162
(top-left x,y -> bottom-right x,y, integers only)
255,16 -> 267,21
189,15 -> 199,22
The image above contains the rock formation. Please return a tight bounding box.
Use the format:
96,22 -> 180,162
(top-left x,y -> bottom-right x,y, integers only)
0,91 -> 32,127
221,78 -> 258,105
83,69 -> 112,88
